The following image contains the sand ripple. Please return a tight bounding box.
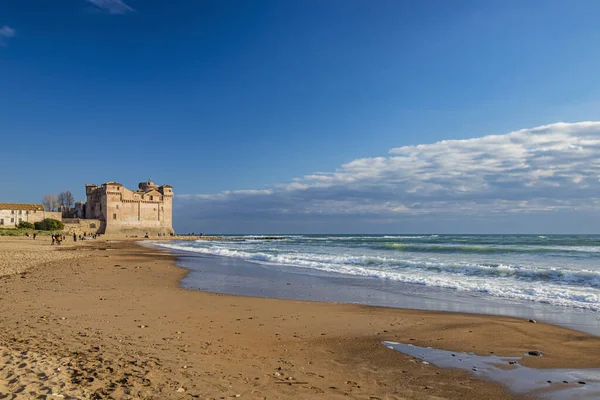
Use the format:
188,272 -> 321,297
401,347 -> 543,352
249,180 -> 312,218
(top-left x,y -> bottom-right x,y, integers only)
0,239 -> 86,277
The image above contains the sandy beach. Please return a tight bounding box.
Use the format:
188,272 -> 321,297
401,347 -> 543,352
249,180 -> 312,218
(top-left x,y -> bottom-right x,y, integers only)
1,236 -> 600,399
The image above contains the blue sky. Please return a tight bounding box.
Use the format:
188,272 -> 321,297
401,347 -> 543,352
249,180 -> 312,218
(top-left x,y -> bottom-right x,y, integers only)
2,1 -> 600,233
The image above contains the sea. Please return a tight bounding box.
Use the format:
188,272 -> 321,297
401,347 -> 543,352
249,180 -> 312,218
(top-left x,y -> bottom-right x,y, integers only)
151,234 -> 600,335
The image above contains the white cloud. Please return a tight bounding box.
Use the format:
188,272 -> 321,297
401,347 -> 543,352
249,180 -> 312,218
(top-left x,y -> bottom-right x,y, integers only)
0,26 -> 15,46
0,26 -> 15,38
175,122 -> 600,232
86,0 -> 134,14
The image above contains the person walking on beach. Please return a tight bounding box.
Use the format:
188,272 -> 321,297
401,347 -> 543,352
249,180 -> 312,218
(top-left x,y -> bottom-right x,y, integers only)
33,233 -> 37,240
51,234 -> 55,245
73,233 -> 77,242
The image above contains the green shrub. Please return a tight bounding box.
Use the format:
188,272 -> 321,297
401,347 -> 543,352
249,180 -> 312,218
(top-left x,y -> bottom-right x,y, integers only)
34,218 -> 64,231
0,228 -> 54,236
17,221 -> 35,229
0,228 -> 26,236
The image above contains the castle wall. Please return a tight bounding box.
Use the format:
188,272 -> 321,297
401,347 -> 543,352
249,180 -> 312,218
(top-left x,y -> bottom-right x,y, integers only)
84,181 -> 173,236
62,219 -> 103,236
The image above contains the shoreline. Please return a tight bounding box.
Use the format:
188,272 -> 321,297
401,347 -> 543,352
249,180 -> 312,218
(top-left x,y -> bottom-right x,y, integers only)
156,240 -> 600,337
1,237 -> 600,399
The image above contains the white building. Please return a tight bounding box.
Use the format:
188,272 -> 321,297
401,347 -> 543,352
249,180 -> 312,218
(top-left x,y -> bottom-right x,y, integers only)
0,203 -> 48,228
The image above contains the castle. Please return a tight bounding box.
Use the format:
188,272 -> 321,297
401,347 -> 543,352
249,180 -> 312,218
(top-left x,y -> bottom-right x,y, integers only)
82,179 -> 174,235
0,179 -> 173,236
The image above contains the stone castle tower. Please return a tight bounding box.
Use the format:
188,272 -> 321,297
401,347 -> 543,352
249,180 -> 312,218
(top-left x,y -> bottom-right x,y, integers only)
84,179 -> 173,235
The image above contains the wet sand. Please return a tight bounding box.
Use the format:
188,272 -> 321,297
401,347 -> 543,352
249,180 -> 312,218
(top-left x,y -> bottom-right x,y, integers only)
174,250 -> 600,336
1,236 -> 599,399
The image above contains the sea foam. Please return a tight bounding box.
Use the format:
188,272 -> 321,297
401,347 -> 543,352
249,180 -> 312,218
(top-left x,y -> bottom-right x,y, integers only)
153,237 -> 600,311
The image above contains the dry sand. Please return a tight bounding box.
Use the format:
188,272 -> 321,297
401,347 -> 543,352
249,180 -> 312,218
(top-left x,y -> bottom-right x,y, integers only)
0,236 -> 599,399
0,237 -> 86,276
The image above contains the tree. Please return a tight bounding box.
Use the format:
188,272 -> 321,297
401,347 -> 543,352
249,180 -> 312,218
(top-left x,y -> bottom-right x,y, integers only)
17,221 -> 35,229
58,191 -> 75,209
42,194 -> 59,211
34,218 -> 64,231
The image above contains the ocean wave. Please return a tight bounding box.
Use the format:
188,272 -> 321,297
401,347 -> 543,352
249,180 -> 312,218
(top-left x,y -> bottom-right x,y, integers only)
273,235 -> 439,241
153,242 -> 600,288
381,242 -> 600,255
153,241 -> 600,311
222,234 -> 600,248
378,235 -> 437,239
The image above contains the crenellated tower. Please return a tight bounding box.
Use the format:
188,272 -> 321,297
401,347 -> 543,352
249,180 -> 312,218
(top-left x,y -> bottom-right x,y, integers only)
83,179 -> 174,235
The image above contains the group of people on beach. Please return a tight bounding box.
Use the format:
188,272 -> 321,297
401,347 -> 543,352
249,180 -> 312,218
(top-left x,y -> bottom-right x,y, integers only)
51,234 -> 64,245
24,232 -> 100,245
77,232 -> 98,241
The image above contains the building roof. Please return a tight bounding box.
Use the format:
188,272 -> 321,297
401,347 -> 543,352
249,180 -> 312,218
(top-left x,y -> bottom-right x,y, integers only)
0,203 -> 45,211
104,181 -> 123,186
159,184 -> 173,188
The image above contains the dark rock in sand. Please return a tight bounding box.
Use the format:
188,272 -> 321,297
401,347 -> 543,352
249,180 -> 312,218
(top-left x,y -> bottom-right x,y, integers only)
526,351 -> 542,356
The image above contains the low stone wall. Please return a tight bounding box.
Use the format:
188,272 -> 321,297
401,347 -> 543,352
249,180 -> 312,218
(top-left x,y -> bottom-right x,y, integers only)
103,225 -> 174,237
62,219 -> 103,236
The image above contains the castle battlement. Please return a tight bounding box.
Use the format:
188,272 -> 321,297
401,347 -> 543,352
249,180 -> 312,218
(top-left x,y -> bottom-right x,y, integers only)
84,179 -> 173,235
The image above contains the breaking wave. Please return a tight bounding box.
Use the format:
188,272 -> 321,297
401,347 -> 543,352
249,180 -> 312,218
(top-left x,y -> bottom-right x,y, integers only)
152,237 -> 600,311
381,243 -> 600,255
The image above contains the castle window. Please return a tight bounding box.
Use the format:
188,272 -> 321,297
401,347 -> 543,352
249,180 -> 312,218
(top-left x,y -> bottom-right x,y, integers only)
18,210 -> 22,215
150,195 -> 153,201
113,213 -> 117,220
11,210 -> 14,214
18,218 -> 22,223
0,219 -> 3,225
10,218 -> 14,223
